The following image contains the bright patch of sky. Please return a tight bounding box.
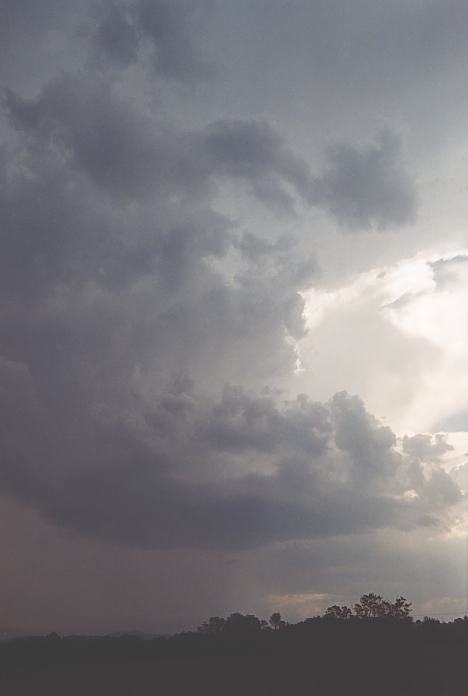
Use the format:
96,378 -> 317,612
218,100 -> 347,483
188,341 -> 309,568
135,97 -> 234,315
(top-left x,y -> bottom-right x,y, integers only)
300,249 -> 468,437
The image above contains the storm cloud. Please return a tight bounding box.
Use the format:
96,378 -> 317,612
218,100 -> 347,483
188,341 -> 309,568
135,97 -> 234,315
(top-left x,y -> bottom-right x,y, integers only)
0,0 -> 466,633
311,131 -> 417,230
0,358 -> 461,550
0,58 -> 456,550
94,0 -> 211,80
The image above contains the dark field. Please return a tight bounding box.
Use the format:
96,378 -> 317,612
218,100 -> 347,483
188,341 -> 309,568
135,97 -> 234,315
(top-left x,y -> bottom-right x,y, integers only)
1,618 -> 466,695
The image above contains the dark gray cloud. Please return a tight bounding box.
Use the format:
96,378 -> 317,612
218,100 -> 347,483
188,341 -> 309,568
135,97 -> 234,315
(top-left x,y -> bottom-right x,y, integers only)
0,0 -> 464,633
201,120 -> 418,228
0,39 -> 319,554
3,76 -> 209,200
134,0 -> 211,81
0,349 -> 461,550
3,70 -> 418,228
94,1 -> 139,68
4,78 -> 315,217
0,2 -> 459,554
203,120 -> 311,214
311,131 -> 417,230
92,0 -> 211,81
207,0 -> 467,152
0,0 -> 90,90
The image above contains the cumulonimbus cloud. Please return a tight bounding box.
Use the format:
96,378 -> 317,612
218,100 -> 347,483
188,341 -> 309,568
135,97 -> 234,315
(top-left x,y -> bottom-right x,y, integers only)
0,0 -> 455,557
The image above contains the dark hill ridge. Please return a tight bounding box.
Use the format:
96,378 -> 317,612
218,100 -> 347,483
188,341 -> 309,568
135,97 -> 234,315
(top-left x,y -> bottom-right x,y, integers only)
0,607 -> 466,695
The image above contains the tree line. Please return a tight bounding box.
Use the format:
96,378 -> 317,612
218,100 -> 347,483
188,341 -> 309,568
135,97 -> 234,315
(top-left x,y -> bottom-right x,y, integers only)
0,593 -> 466,695
197,592 -> 414,635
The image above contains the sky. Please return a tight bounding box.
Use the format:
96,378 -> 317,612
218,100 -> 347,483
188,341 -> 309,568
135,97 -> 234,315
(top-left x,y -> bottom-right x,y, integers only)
0,0 -> 467,635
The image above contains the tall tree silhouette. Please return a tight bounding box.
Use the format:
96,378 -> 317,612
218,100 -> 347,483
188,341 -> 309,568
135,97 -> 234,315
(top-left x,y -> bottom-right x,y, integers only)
324,593 -> 412,620
269,612 -> 286,630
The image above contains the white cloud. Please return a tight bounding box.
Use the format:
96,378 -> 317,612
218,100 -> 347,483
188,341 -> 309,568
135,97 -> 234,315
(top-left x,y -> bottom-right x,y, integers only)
300,249 -> 468,434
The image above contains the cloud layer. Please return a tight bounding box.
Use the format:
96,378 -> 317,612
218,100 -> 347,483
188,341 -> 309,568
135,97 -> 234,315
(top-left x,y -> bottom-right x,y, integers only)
0,0 -> 466,633
0,50 -> 459,551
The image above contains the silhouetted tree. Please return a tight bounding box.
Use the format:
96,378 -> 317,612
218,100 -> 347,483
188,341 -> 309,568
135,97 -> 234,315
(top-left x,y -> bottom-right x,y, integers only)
354,593 -> 388,618
390,596 -> 412,619
354,593 -> 412,620
324,594 -> 412,620
324,605 -> 353,620
225,612 -> 264,634
269,612 -> 286,630
198,612 -> 269,636
197,616 -> 226,634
